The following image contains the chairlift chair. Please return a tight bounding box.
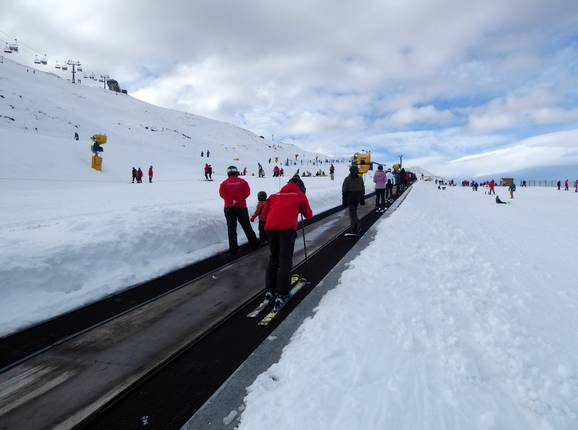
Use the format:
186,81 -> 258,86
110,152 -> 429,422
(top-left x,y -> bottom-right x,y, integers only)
55,62 -> 61,69
3,43 -> 11,54
61,64 -> 68,70
41,55 -> 47,65
77,65 -> 83,72
9,39 -> 18,52
34,55 -> 41,64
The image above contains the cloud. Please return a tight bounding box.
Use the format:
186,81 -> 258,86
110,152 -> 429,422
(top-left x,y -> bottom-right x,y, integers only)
382,105 -> 455,127
467,90 -> 578,133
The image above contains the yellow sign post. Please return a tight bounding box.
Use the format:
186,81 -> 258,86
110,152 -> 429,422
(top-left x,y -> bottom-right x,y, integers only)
90,134 -> 107,171
91,155 -> 103,171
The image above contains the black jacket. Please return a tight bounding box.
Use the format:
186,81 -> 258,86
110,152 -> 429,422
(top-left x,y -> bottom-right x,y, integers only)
342,174 -> 365,206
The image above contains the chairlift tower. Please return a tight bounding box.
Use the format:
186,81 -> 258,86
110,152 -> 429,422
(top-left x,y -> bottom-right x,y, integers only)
66,60 -> 82,83
100,74 -> 110,89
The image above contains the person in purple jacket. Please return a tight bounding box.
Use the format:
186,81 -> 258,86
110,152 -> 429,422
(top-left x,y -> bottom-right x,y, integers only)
373,165 -> 387,211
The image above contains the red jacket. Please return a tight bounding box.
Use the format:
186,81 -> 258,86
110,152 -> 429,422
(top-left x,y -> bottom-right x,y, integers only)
263,182 -> 313,231
219,176 -> 251,208
148,167 -> 153,177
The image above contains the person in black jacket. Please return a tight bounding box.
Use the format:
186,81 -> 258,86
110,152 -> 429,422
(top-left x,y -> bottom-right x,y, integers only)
342,165 -> 365,234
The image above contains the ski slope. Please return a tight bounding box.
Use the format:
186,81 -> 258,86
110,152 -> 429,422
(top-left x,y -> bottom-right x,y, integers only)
238,182 -> 578,430
0,58 -> 357,336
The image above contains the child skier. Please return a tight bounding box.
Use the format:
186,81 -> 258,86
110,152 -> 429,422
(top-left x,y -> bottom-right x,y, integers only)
250,191 -> 268,243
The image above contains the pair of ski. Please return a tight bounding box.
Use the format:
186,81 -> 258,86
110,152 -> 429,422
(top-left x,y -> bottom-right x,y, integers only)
247,275 -> 308,326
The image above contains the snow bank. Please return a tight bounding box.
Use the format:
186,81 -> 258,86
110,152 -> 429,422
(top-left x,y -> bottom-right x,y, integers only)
238,182 -> 578,430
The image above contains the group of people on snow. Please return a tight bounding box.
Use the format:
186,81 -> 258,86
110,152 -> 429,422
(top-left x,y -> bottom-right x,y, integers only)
132,166 -> 153,183
272,165 -> 285,177
216,162 -> 416,313
219,165 -> 312,312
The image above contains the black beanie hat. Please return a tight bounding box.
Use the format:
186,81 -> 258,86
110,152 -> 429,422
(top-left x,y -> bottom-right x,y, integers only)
289,174 -> 306,193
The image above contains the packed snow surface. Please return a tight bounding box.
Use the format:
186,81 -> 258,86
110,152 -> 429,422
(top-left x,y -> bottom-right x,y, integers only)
0,58 -> 356,335
238,182 -> 578,430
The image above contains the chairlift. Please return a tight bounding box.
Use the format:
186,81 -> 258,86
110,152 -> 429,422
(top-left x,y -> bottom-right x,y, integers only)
34,55 -> 41,64
98,77 -> 105,83
55,61 -> 61,69
41,55 -> 47,65
77,65 -> 83,72
61,64 -> 68,70
83,73 -> 88,78
3,43 -> 11,54
9,39 -> 18,53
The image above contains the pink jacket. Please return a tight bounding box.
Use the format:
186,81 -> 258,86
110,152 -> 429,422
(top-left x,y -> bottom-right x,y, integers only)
373,170 -> 387,189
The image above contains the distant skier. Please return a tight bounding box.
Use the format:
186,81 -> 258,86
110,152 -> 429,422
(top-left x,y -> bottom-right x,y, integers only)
329,164 -> 335,180
557,180 -> 561,190
262,175 -> 313,311
496,195 -> 509,204
385,169 -> 395,200
148,165 -> 154,183
201,151 -> 204,157
219,166 -> 259,256
74,132 -> 79,141
509,182 -> 516,199
207,150 -> 210,158
273,165 -> 280,177
208,164 -> 213,180
204,163 -> 210,180
488,179 -> 496,195
132,167 -> 137,183
342,165 -> 365,235
280,167 -> 284,177
136,168 -> 143,183
564,179 -> 569,191
243,167 -> 247,176
250,191 -> 268,243
575,179 -> 578,193
373,165 -> 386,210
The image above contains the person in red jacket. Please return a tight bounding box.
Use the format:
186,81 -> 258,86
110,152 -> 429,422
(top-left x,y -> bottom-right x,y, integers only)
148,165 -> 153,183
136,167 -> 143,183
219,166 -> 259,255
262,175 -> 313,310
489,178 -> 495,195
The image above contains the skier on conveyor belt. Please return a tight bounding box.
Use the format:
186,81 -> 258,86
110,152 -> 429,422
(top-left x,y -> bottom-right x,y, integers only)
219,166 -> 259,256
262,175 -> 313,311
342,165 -> 365,235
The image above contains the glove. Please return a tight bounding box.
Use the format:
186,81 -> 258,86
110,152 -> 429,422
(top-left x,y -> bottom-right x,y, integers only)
250,216 -> 255,222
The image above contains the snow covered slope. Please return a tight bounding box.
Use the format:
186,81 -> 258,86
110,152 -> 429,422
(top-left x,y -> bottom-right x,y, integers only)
0,57 -> 356,335
0,57 -> 330,181
238,182 -> 578,430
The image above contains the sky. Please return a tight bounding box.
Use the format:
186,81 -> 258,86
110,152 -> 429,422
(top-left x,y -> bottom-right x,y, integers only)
2,0 -> 578,178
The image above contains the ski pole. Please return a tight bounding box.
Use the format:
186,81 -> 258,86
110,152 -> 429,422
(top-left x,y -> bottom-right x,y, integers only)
300,214 -> 308,261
